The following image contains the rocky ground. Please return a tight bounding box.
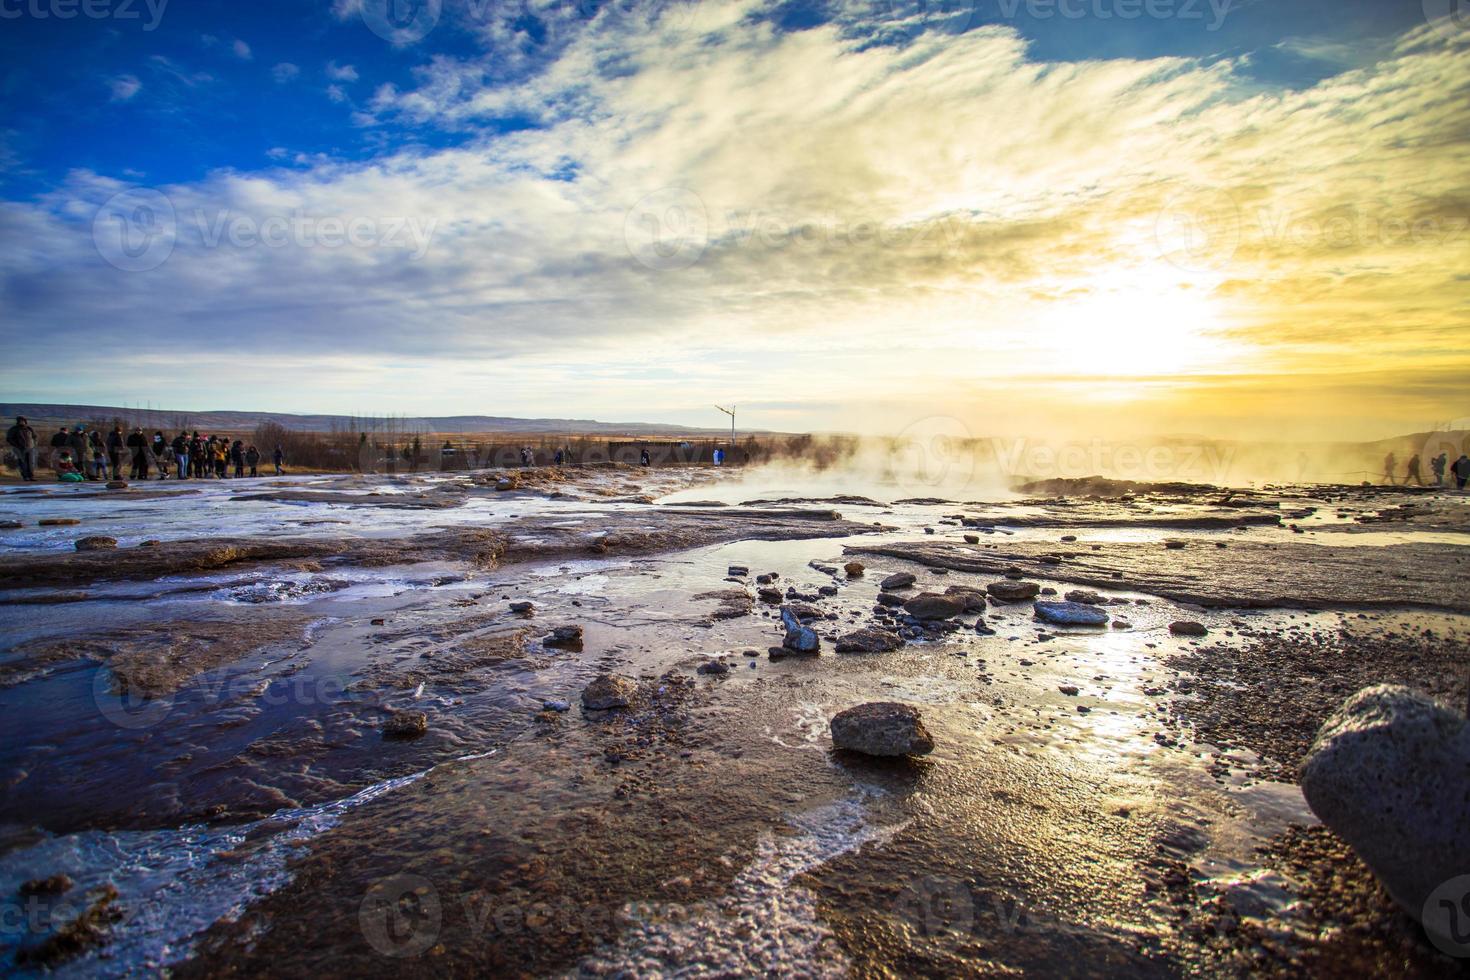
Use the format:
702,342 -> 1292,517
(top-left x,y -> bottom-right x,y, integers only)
0,471 -> 1466,976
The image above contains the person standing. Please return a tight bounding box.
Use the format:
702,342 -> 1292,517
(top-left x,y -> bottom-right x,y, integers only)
213,438 -> 227,478
1454,454 -> 1470,490
67,426 -> 89,478
639,447 -> 651,467
1432,453 -> 1448,487
189,432 -> 205,478
107,424 -> 126,478
1382,452 -> 1397,486
230,439 -> 245,478
172,432 -> 190,480
245,445 -> 260,477
273,445 -> 285,475
1406,454 -> 1422,486
5,415 -> 38,481
126,426 -> 149,480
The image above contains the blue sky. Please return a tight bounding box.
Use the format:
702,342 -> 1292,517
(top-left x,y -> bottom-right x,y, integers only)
0,0 -> 1465,436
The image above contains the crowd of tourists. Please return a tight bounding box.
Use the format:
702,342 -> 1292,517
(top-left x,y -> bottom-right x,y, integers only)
4,416 -> 284,483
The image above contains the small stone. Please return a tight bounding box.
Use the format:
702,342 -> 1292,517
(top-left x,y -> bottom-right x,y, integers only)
844,561 -> 865,577
39,518 -> 80,526
1169,621 -> 1209,637
545,624 -> 584,648
1058,684 -> 1080,696
879,572 -> 917,590
1064,589 -> 1104,605
19,874 -> 73,897
697,660 -> 731,675
542,699 -> 571,712
757,587 -> 783,604
509,601 -> 534,614
963,534 -> 980,544
1164,540 -> 1187,550
727,565 -> 749,577
105,480 -> 130,490
875,592 -> 906,607
581,673 -> 637,709
780,606 -> 820,653
831,702 -> 934,757
1060,534 -> 1077,542
383,711 -> 428,740
74,536 -> 117,551
835,627 -> 904,653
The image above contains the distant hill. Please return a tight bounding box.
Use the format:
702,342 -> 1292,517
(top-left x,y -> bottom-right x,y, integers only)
1,403 -> 758,438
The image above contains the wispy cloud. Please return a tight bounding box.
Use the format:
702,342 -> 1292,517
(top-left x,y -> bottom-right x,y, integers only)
326,61 -> 359,82
272,62 -> 301,83
109,74 -> 142,101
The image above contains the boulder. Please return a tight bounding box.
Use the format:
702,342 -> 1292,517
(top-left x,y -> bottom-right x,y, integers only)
780,606 -> 820,653
1033,600 -> 1109,626
875,592 -> 907,608
844,562 -> 865,577
903,592 -> 966,620
105,480 -> 129,490
986,580 -> 1040,602
1300,686 -> 1470,947
509,601 -> 535,614
697,659 -> 731,675
757,587 -> 783,604
74,536 -> 118,552
942,585 -> 989,612
963,534 -> 980,544
834,628 -> 903,653
38,518 -> 80,526
1063,589 -> 1104,605
727,565 -> 749,577
830,702 -> 934,757
879,572 -> 916,590
1169,621 -> 1209,637
581,674 -> 637,709
383,710 -> 428,740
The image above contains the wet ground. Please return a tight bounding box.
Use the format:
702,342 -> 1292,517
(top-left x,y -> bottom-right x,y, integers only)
0,468 -> 1467,976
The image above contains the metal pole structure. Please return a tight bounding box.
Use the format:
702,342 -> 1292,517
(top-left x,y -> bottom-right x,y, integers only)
715,405 -> 736,452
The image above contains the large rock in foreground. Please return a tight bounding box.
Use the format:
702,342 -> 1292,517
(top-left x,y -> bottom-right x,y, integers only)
903,592 -> 965,620
986,580 -> 1040,602
1299,685 -> 1470,945
830,702 -> 934,757
582,674 -> 637,710
780,606 -> 820,653
835,627 -> 903,654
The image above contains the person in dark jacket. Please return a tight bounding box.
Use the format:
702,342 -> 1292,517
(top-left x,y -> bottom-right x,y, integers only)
190,432 -> 205,478
171,432 -> 190,480
6,416 -> 38,481
273,445 -> 285,475
230,440 -> 245,478
67,427 -> 90,479
106,425 -> 126,478
245,445 -> 260,477
87,430 -> 107,480
1454,454 -> 1470,491
126,426 -> 149,479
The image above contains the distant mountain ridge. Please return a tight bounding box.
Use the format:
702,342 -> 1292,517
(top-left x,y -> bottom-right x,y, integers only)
1,403 -> 756,437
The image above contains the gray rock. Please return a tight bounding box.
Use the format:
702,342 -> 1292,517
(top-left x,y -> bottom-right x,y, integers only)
1169,621 -> 1209,637
757,587 -> 783,604
545,625 -> 584,648
74,536 -> 118,552
879,572 -> 917,590
542,699 -> 571,712
1300,685 -> 1470,946
834,627 -> 903,653
903,592 -> 966,620
986,580 -> 1040,602
963,533 -> 980,544
830,702 -> 934,757
581,673 -> 637,709
844,561 -> 865,577
1064,589 -> 1104,605
509,600 -> 534,614
383,710 -> 428,740
727,565 -> 749,577
875,592 -> 907,608
780,606 -> 820,653
1033,600 -> 1109,626
697,659 -> 731,675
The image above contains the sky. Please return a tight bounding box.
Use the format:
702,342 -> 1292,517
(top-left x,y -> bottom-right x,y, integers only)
0,0 -> 1466,439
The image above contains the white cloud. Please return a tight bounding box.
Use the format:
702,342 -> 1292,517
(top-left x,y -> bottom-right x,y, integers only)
109,74 -> 142,101
272,62 -> 301,83
5,6 -> 1469,436
326,61 -> 359,82
233,39 -> 253,61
